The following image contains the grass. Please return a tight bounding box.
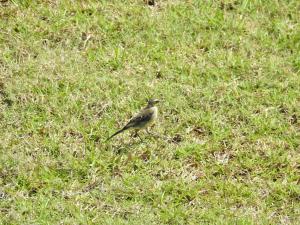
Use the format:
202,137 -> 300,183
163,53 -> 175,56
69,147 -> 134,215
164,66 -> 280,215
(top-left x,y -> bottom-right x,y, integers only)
0,0 -> 299,224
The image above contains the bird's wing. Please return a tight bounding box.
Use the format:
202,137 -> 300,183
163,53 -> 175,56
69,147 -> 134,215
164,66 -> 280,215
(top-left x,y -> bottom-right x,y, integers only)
124,109 -> 154,129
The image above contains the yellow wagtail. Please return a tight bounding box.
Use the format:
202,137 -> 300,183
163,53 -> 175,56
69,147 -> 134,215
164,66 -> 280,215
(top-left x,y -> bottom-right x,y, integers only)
107,99 -> 160,140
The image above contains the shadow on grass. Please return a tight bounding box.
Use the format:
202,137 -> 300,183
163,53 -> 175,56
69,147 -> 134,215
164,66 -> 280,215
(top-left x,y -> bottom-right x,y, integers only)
111,138 -> 143,154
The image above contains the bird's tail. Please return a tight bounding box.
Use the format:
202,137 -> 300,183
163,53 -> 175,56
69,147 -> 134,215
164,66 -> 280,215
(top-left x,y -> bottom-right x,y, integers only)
106,127 -> 127,141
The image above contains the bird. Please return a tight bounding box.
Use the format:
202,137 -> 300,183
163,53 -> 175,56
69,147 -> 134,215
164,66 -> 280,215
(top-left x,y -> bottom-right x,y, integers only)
107,99 -> 160,140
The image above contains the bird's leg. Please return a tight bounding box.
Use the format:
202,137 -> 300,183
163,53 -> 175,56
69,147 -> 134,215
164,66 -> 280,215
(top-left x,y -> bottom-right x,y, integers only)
146,127 -> 152,135
146,127 -> 161,138
136,132 -> 143,141
132,130 -> 143,141
130,132 -> 135,138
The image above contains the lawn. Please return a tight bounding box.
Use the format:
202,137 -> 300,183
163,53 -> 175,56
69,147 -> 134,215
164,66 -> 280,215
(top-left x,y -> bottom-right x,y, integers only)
0,0 -> 299,224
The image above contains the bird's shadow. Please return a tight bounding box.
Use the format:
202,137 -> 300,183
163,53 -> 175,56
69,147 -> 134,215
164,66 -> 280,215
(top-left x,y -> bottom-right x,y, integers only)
103,130 -> 170,154
110,138 -> 145,154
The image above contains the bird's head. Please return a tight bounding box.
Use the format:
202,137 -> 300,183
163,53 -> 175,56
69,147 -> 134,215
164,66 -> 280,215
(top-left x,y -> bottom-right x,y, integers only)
146,98 -> 160,107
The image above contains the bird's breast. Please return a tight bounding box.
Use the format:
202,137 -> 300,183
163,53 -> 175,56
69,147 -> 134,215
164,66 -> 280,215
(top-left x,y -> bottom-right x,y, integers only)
152,106 -> 158,120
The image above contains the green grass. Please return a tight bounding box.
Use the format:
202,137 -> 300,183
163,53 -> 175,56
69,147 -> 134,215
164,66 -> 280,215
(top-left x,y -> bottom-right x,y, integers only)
0,0 -> 299,224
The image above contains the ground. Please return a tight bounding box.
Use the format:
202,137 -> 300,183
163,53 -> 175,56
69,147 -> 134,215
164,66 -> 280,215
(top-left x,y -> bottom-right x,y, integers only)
0,0 -> 299,224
